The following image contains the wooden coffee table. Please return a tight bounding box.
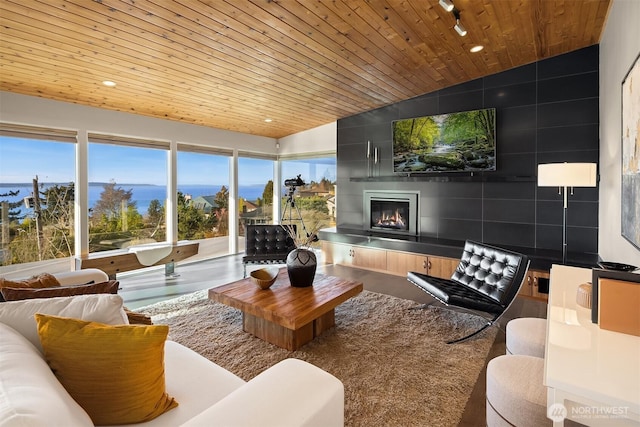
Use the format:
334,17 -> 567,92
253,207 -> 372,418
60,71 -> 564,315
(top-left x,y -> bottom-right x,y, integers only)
208,268 -> 363,350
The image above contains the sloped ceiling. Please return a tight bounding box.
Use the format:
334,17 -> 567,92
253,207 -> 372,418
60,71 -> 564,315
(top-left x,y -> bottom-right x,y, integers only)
0,0 -> 611,138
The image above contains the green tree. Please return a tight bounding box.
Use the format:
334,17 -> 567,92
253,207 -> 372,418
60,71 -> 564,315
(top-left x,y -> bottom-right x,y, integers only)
262,180 -> 274,205
177,192 -> 204,239
0,189 -> 24,223
214,185 -> 229,209
213,186 -> 229,236
39,183 -> 75,259
40,183 -> 74,226
295,196 -> 329,214
91,181 -> 137,220
393,116 -> 439,152
1,188 -> 24,265
441,109 -> 495,146
5,184 -> 76,264
91,205 -> 143,234
315,178 -> 334,192
88,182 -> 144,251
146,199 -> 164,239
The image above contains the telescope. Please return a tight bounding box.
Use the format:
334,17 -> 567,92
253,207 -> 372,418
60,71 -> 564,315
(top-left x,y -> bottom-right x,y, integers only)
284,174 -> 305,188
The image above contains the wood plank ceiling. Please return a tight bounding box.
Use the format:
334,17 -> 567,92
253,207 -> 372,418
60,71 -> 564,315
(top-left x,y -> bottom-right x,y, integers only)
0,0 -> 611,139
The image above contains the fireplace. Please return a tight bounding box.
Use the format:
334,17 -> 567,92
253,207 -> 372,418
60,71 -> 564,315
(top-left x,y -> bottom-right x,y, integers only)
363,191 -> 419,236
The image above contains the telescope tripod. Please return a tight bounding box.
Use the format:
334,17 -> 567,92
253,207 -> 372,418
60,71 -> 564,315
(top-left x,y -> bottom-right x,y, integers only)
281,187 -> 316,241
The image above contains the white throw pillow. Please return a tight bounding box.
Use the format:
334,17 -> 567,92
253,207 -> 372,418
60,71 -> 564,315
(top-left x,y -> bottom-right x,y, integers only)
0,293 -> 128,352
0,322 -> 93,427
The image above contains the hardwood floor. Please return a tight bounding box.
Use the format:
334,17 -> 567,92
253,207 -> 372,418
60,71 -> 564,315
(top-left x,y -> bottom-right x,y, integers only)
117,252 -> 548,427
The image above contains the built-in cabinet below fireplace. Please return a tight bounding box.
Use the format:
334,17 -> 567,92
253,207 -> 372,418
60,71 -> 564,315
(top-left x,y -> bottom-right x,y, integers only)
318,227 -> 560,302
363,190 -> 419,236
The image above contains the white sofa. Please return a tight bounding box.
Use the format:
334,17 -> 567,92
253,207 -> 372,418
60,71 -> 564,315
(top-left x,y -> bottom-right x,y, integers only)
0,270 -> 344,427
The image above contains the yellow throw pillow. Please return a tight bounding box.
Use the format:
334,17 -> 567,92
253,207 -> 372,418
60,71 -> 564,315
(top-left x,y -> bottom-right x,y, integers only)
35,314 -> 178,425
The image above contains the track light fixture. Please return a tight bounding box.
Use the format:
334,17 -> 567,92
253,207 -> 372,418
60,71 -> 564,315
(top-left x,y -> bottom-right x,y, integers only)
439,0 -> 454,12
440,1 -> 468,37
453,10 -> 467,37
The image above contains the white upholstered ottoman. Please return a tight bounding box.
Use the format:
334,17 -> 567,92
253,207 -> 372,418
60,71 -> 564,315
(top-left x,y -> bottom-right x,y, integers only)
506,317 -> 546,358
486,354 -> 551,427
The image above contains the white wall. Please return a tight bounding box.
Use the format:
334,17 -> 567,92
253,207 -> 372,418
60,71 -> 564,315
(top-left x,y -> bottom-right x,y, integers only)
277,122 -> 337,155
599,0 -> 640,266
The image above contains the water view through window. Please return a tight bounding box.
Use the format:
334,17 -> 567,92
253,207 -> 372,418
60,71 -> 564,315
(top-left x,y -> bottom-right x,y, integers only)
238,156 -> 275,236
177,150 -> 231,259
0,136 -> 75,266
1,133 -> 336,270
87,141 -> 168,253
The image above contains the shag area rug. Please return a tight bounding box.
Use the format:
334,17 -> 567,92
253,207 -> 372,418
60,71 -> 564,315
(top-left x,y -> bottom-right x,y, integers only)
137,289 -> 496,427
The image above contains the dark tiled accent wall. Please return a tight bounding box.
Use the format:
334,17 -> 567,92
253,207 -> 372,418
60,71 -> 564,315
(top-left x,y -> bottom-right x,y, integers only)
336,45 -> 599,255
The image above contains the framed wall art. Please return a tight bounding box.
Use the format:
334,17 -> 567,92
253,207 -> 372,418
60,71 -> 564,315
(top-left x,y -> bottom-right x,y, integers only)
621,52 -> 640,249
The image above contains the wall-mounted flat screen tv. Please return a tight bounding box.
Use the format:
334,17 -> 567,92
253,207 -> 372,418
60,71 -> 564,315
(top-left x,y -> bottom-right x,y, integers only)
392,108 -> 496,173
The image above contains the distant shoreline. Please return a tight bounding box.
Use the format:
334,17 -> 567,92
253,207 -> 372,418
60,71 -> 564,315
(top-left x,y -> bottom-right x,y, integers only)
0,182 -> 231,187
1,183 -> 267,214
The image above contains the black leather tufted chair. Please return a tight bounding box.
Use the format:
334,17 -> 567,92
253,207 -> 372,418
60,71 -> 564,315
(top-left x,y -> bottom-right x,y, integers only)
242,225 -> 297,277
407,240 -> 529,344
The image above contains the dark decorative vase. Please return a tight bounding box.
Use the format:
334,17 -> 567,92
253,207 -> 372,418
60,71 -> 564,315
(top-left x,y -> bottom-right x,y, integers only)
286,248 -> 317,287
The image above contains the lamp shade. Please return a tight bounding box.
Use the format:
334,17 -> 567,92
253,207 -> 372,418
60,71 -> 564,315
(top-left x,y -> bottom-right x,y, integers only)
538,163 -> 597,187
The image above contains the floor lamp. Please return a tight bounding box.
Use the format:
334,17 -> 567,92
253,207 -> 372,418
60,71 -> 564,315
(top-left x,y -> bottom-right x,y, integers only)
538,163 -> 597,264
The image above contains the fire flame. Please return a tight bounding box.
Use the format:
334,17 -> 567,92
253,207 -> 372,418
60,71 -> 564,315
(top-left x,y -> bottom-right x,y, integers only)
375,209 -> 406,228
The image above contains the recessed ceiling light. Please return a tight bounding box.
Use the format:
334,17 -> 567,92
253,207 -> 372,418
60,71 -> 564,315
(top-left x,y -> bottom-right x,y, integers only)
264,118 -> 273,123
102,80 -> 116,87
470,45 -> 484,53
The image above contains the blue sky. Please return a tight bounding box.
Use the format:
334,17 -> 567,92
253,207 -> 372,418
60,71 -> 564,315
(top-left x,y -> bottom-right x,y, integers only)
1,137 -> 335,186
1,137 -> 75,183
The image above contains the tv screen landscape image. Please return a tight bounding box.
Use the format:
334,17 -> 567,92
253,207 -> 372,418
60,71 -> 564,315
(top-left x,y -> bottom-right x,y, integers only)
392,108 -> 496,173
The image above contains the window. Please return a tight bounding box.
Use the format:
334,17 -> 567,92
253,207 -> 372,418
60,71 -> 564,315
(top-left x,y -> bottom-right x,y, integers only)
0,122 -> 334,272
88,135 -> 168,253
238,154 -> 275,238
177,145 -> 231,260
281,155 -> 336,240
0,127 -> 76,267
